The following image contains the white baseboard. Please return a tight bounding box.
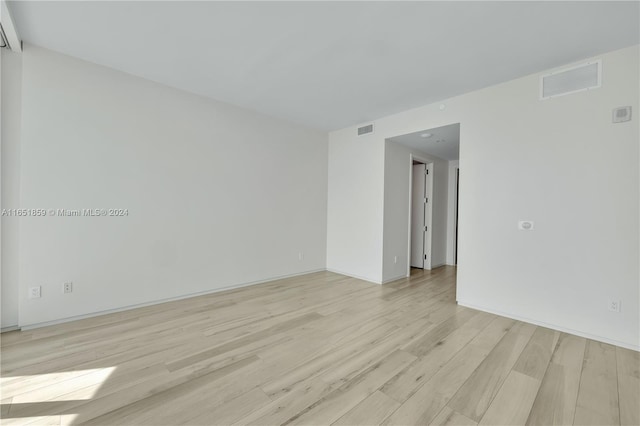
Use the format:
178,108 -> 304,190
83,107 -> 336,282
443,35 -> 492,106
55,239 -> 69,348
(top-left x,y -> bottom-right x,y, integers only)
20,268 -> 326,331
457,300 -> 640,352
13,271 -> 637,353
326,268 -> 382,285
381,275 -> 408,284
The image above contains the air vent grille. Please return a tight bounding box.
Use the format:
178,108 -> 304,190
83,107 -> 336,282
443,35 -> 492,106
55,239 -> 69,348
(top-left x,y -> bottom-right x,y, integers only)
613,106 -> 632,123
357,124 -> 374,136
540,60 -> 601,100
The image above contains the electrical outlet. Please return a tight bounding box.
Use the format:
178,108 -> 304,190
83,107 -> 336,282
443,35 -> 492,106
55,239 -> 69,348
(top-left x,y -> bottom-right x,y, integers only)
63,282 -> 73,294
608,299 -> 621,313
394,256 -> 398,264
298,252 -> 304,261
29,286 -> 41,299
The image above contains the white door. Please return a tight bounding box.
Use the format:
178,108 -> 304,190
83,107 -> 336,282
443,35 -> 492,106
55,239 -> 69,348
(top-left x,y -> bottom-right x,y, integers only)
410,163 -> 433,269
424,164 -> 433,270
411,164 -> 425,268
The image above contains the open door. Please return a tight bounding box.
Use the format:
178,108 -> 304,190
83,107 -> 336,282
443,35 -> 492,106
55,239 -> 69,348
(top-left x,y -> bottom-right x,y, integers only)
411,163 -> 432,269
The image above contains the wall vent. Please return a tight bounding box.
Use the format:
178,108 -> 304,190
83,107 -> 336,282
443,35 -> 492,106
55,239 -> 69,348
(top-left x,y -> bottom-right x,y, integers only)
612,106 -> 632,123
540,60 -> 601,100
357,124 -> 374,136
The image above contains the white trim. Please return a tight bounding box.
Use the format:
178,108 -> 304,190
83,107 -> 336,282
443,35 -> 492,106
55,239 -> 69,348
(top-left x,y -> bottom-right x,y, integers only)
539,59 -> 601,100
11,269 -> 637,352
20,269 -> 325,330
0,0 -> 21,52
381,274 -> 408,284
326,268 -> 381,285
458,300 -> 639,352
446,161 -> 459,266
424,162 -> 434,270
1,325 -> 20,333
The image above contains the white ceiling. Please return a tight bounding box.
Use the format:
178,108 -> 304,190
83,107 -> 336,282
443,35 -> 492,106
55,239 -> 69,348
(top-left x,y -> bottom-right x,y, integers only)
389,123 -> 460,161
8,1 -> 640,131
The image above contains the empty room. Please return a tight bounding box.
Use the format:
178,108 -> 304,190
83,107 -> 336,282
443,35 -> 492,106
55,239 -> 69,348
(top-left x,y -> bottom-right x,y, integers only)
0,1 -> 638,425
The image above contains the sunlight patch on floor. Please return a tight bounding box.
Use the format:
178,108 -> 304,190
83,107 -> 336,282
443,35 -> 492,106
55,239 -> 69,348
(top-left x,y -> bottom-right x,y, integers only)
2,414 -> 62,425
3,367 -> 116,403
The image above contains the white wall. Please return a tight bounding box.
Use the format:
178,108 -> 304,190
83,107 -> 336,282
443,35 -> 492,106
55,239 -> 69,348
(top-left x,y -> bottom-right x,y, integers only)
326,129 -> 385,283
17,45 -> 328,327
327,45 -> 639,349
382,141 -> 448,283
1,48 -> 22,329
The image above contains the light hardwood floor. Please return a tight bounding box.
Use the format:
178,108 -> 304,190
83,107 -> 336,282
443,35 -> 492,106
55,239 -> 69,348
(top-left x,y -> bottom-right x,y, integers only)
1,267 -> 638,425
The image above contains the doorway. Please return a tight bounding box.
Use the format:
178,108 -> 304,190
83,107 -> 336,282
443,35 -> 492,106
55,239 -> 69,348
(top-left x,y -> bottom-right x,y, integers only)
410,160 -> 433,269
387,122 -> 460,277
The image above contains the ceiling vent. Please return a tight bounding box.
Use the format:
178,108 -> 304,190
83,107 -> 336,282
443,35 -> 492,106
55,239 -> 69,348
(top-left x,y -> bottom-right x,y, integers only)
540,60 -> 601,100
357,124 -> 374,136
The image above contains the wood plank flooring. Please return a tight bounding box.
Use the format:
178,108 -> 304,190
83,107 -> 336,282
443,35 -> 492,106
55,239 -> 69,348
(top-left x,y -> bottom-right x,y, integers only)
1,267 -> 638,425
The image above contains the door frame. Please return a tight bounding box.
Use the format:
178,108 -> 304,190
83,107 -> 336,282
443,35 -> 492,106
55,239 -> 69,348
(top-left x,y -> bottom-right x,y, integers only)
454,166 -> 459,265
406,154 -> 434,276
